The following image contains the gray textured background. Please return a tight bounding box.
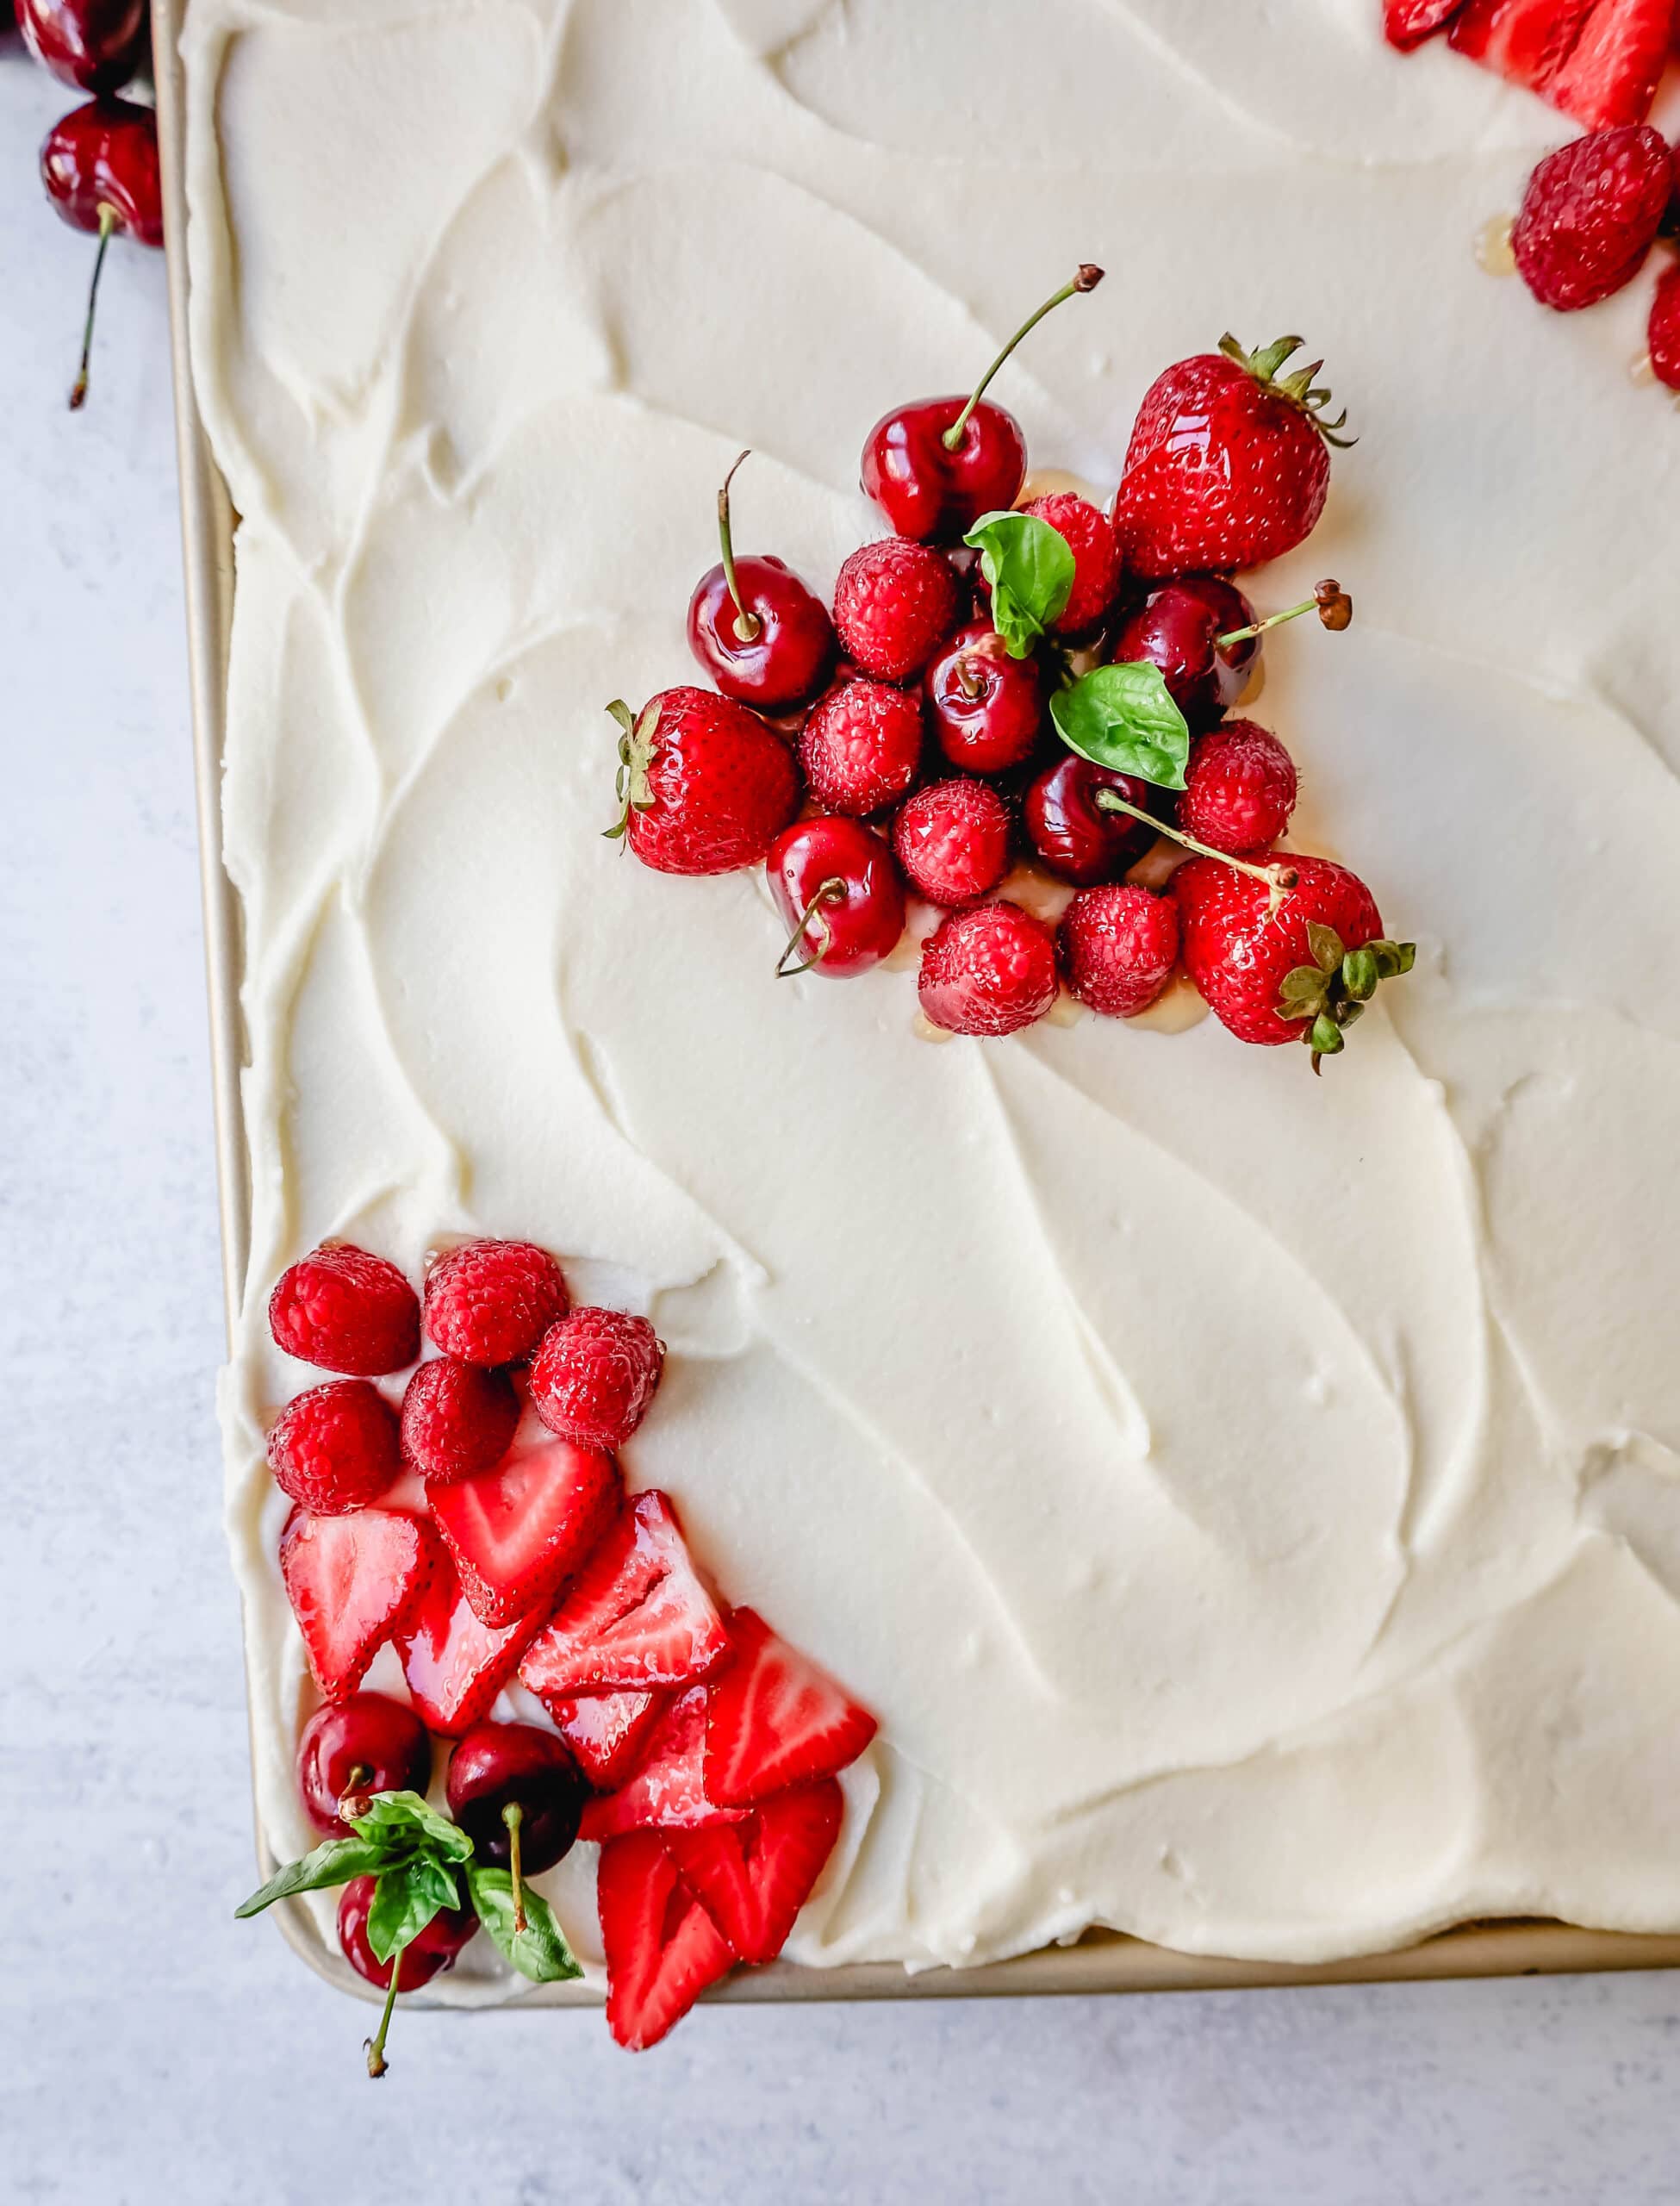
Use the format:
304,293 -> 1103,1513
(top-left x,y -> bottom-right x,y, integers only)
5,44 -> 1678,2203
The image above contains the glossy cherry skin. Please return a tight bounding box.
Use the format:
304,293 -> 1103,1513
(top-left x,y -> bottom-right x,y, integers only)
19,0 -> 147,92
767,816 -> 907,978
40,97 -> 162,243
1024,756 -> 1164,886
862,398 -> 1028,544
337,1875 -> 479,1991
296,1693 -> 433,1837
1109,576 -> 1257,733
924,622 -> 1044,776
688,555 -> 834,712
445,1722 -> 587,1875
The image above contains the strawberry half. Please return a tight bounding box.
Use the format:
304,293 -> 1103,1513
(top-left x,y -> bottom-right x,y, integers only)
1449,0 -> 1667,128
598,1829 -> 735,2051
665,1777 -> 844,1966
517,1489 -> 728,1698
578,1685 -> 746,1841
394,1549 -> 545,1735
278,1506 -> 434,1702
533,1685 -> 669,1792
426,1438 -> 621,1630
702,1609 -> 877,1810
1384,0 -> 1469,47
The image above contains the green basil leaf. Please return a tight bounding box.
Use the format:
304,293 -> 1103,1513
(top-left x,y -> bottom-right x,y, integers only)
234,1834 -> 395,1919
350,1790 -> 473,1865
467,1864 -> 584,1985
367,1853 -> 459,1966
1049,663 -> 1191,790
963,510 -> 1074,658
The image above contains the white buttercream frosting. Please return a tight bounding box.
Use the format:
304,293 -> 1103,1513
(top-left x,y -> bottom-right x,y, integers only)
183,0 -> 1680,1987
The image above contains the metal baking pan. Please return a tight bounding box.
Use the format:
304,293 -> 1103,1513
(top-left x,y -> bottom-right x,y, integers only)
152,0 -> 1680,2010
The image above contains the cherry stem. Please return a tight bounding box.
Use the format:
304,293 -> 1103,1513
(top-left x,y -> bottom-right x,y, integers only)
1093,788 -> 1297,895
942,264 -> 1104,452
336,1763 -> 374,1824
1216,580 -> 1351,650
717,450 -> 762,645
503,1801 -> 526,1935
70,203 -> 118,413
955,656 -> 984,701
364,1942 -> 402,2079
775,878 -> 846,979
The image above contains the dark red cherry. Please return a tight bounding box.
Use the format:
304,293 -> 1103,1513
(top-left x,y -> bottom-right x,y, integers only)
1024,756 -> 1163,886
296,1694 -> 433,1836
1109,576 -> 1258,732
445,1721 -> 586,1877
40,97 -> 163,409
924,622 -> 1044,776
687,452 -> 833,710
337,1874 -> 479,1991
861,266 -> 1104,542
18,0 -> 146,93
768,815 -> 907,979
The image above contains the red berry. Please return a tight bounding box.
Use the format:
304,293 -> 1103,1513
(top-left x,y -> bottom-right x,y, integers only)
665,1778 -> 845,1967
1178,720 -> 1298,856
423,1238 -> 568,1368
1450,0 -> 1671,133
924,621 -> 1044,774
1020,493 -> 1123,633
1650,260 -> 1680,388
1384,0 -> 1465,49
611,687 -> 801,876
395,1551 -> 544,1735
1110,576 -> 1258,732
597,1828 -> 735,2050
1058,885 -> 1180,1019
832,539 -> 961,682
918,900 -> 1059,1038
893,778 -> 1011,907
270,1244 -> 420,1376
337,1875 -> 477,1992
703,1608 -> 877,1808
1513,125 -> 1671,310
19,0 -> 147,92
520,1488 -> 729,1698
798,676 -> 924,815
280,1507 -> 437,1702
1023,756 -> 1160,886
766,816 -> 907,977
268,1380 -> 403,1516
399,1357 -> 520,1484
530,1308 -> 665,1449
427,1439 -> 621,1630
296,1693 -> 432,1835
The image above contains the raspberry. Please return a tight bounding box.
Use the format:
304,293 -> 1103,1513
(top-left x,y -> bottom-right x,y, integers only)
893,778 -> 1011,906
400,1357 -> 521,1484
267,1380 -> 403,1515
1512,125 -> 1671,311
1058,885 -> 1180,1018
1178,720 -> 1297,857
918,900 -> 1059,1038
1649,261 -> 1680,389
799,677 -> 924,816
531,1308 -> 667,1450
1021,493 -> 1123,633
268,1243 -> 420,1376
422,1238 -> 569,1367
831,538 -> 961,682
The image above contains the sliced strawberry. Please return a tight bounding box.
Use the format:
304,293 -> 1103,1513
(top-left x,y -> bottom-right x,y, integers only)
394,1549 -> 545,1734
426,1438 -> 621,1630
517,1489 -> 728,1698
578,1685 -> 746,1841
278,1506 -> 434,1702
1448,0 -> 1595,88
702,1609 -> 877,1809
1384,0 -> 1469,47
597,1829 -> 735,2050
665,1778 -> 843,1966
1547,0 -> 1671,126
527,1685 -> 668,1792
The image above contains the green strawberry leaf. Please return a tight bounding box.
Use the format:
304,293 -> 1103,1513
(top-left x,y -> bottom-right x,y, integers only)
963,511 -> 1074,658
367,1852 -> 460,1966
234,1833 -> 396,1919
1049,663 -> 1191,789
350,1791 -> 474,1865
466,1863 -> 584,1985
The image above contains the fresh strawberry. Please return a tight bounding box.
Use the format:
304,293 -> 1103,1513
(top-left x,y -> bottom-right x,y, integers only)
580,1685 -> 747,1840
1649,260 -> 1680,386
519,1489 -> 728,1697
1448,0 -> 1592,84
665,1777 -> 844,1966
917,900 -> 1060,1038
266,1380 -> 402,1516
529,1307 -> 667,1451
798,676 -> 925,816
1019,493 -> 1123,633
1450,0 -> 1669,126
1178,720 -> 1298,856
399,1357 -> 520,1484
606,686 -> 801,876
831,538 -> 962,682
1384,0 -> 1470,47
1173,852 -> 1416,1067
535,1686 -> 669,1791
703,1609 -> 877,1809
394,1549 -> 544,1733
427,1438 -> 622,1629
597,1829 -> 735,2050
422,1237 -> 568,1368
1057,884 -> 1180,1019
278,1506 -> 434,1702
1117,335 -> 1348,581
268,1243 -> 420,1376
893,776 -> 1011,907
1512,125 -> 1671,308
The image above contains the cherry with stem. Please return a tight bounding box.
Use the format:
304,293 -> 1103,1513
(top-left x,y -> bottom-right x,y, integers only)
941,264 -> 1105,453
364,1944 -> 403,2081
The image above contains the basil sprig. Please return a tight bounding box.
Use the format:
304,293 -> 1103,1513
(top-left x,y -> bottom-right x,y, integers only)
1048,661 -> 1191,790
963,510 -> 1074,657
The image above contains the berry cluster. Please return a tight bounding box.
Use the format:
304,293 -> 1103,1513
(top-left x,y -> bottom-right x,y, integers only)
609,270 -> 1414,1070
250,1235 -> 876,2057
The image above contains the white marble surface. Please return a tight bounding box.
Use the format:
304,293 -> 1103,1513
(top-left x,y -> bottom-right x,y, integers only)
4,34 -> 1680,2203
